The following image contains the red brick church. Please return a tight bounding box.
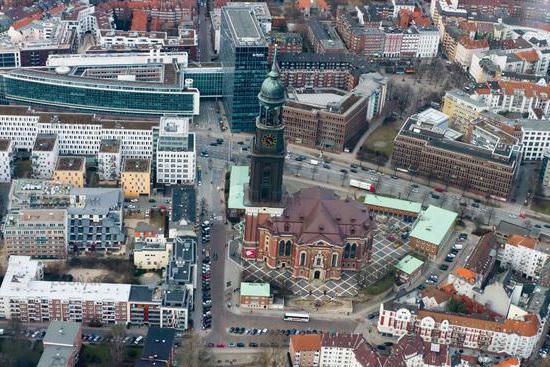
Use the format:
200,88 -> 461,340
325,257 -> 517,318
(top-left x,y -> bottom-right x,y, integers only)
242,187 -> 374,283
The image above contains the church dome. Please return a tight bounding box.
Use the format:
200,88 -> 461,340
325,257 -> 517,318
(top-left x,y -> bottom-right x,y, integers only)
258,49 -> 285,105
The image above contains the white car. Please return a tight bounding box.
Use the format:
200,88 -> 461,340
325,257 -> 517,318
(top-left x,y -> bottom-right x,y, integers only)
509,214 -> 518,219
131,198 -> 138,203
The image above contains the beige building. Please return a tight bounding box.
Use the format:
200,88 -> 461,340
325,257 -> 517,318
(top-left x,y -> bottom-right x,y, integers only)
121,158 -> 151,197
52,156 -> 85,188
133,240 -> 172,270
442,89 -> 487,131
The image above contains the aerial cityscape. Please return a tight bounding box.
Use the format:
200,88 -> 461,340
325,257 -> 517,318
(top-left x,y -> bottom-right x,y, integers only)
0,0 -> 548,366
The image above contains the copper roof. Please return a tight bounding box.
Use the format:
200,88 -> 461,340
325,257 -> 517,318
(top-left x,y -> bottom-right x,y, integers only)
262,187 -> 372,246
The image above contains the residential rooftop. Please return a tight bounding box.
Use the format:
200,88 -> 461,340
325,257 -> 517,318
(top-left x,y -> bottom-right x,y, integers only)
99,139 -> 121,153
33,134 -> 57,152
43,320 -> 81,346
55,156 -> 84,171
0,138 -> 11,151
123,158 -> 151,173
17,209 -> 66,224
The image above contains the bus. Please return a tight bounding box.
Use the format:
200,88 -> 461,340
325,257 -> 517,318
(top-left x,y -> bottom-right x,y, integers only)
349,179 -> 376,193
283,312 -> 310,322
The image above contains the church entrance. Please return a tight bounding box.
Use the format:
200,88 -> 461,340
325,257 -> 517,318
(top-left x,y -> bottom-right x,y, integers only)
313,270 -> 321,280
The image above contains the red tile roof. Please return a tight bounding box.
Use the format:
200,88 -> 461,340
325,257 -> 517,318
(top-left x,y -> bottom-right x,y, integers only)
495,357 -> 520,367
459,36 -> 489,50
507,234 -> 537,249
290,334 -> 321,351
455,267 -> 476,283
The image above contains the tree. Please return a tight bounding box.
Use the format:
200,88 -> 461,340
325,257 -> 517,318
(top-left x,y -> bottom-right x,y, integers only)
256,333 -> 288,367
109,324 -> 127,366
175,333 -> 211,367
447,297 -> 466,314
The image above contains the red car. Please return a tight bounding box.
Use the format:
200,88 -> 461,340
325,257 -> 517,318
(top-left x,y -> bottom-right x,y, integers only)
216,343 -> 226,348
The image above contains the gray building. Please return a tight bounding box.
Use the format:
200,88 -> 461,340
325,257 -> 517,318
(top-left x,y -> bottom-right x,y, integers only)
220,6 -> 269,132
167,235 -> 197,286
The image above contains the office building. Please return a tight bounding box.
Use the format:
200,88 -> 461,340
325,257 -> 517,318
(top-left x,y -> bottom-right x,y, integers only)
134,240 -> 172,271
3,209 -> 68,259
0,65 -> 200,117
156,116 -> 196,186
239,282 -> 272,309
409,205 -> 457,259
392,113 -> 520,200
498,235 -> 549,281
53,156 -> 86,188
0,138 -> 14,183
38,321 -> 82,367
378,302 -> 541,359
220,6 -> 268,132
122,158 -> 151,198
97,139 -> 122,181
31,134 -> 59,179
46,49 -> 189,68
442,89 -> 487,131
243,187 -> 374,283
518,119 -> 550,160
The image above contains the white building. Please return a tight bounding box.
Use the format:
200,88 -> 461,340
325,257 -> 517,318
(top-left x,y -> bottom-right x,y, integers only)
31,134 -> 59,179
416,27 -> 440,58
0,107 -> 156,159
156,116 -> 196,185
0,138 -> 14,183
498,235 -> 549,280
519,119 -> 550,160
98,139 -> 122,181
46,49 -> 188,68
377,303 -> 542,359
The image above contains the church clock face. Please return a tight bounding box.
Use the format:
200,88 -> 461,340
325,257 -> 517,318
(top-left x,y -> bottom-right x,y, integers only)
260,134 -> 277,149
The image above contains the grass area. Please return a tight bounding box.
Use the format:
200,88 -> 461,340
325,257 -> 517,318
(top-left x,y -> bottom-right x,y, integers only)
365,272 -> 395,295
13,159 -> 32,179
77,344 -> 142,367
531,197 -> 550,215
363,122 -> 400,157
0,337 -> 43,366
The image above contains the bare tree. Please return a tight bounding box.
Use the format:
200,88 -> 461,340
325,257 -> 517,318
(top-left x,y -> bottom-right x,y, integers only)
109,324 -> 127,366
256,334 -> 288,367
175,333 -> 211,367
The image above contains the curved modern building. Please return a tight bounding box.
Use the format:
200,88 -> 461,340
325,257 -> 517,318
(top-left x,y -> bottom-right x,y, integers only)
1,66 -> 200,116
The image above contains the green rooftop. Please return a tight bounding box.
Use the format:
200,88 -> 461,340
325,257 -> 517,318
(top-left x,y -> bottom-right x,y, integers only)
228,166 -> 249,210
410,205 -> 458,246
394,254 -> 424,275
240,282 -> 270,297
364,194 -> 422,213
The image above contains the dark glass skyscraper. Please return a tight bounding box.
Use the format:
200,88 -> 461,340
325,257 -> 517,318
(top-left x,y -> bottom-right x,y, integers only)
220,7 -> 268,133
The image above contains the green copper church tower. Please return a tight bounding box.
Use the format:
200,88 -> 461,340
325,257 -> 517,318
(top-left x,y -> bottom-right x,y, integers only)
249,50 -> 286,204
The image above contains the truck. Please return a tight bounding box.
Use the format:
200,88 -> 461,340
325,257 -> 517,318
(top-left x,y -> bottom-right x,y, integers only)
349,179 -> 376,193
309,159 -> 319,166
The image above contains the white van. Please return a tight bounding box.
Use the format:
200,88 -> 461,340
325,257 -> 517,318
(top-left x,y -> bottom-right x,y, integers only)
453,244 -> 463,250
134,336 -> 144,344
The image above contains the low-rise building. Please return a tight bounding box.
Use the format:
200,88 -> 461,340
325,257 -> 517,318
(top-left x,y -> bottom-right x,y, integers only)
498,234 -> 549,281
53,156 -> 85,188
121,158 -> 151,197
32,134 -> 59,179
97,139 -> 121,181
289,334 -> 321,367
0,138 -> 14,183
167,235 -> 196,287
136,327 -> 176,367
134,240 -> 172,270
38,321 -> 82,367
239,282 -> 273,309
3,209 -> 67,259
409,205 -> 457,259
363,194 -> 421,222
394,255 -> 424,284
377,302 -> 541,359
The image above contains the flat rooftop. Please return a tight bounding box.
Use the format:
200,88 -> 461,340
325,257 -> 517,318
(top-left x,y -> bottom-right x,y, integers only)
364,194 -> 422,214
33,134 -> 57,152
0,138 -> 11,151
99,139 -> 121,153
395,255 -> 424,275
123,158 -> 151,173
410,205 -> 457,246
55,156 -> 84,171
225,7 -> 265,44
18,209 -> 66,224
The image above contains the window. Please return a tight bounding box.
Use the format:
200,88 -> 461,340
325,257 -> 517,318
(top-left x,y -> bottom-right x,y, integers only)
344,243 -> 350,259
316,257 -> 322,266
331,253 -> 338,267
299,252 -> 306,266
278,240 -> 285,256
350,243 -> 357,259
285,240 -> 292,256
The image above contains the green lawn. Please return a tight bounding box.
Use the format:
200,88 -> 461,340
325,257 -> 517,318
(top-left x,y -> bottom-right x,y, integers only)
532,197 -> 550,215
0,338 -> 43,367
366,273 -> 395,295
77,344 -> 142,367
363,123 -> 400,157
13,159 -> 32,179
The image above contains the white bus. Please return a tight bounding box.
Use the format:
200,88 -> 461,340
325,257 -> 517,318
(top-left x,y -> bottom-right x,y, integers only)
283,312 -> 310,322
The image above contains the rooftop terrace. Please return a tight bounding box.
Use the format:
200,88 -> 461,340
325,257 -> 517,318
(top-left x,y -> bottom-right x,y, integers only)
123,158 -> 151,173
56,156 -> 84,171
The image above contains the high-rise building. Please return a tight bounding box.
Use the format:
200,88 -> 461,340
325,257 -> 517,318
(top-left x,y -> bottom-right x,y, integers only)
220,6 -> 269,132
249,50 -> 286,203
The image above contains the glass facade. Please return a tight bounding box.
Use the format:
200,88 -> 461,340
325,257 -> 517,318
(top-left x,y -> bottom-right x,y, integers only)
2,72 -> 199,116
220,7 -> 268,133
0,52 -> 18,68
183,67 -> 224,97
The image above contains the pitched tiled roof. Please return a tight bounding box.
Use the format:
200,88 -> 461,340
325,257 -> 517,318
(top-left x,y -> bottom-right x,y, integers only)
516,50 -> 539,63
507,234 -> 537,249
455,267 -> 477,283
494,357 -> 520,367
459,36 -> 489,49
290,334 -> 321,351
421,286 -> 451,304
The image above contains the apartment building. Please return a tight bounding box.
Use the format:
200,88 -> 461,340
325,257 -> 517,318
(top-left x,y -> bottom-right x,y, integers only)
97,139 -> 122,181
518,119 -> 550,160
2,209 -> 68,259
392,113 -> 520,200
289,334 -> 321,366
156,116 -> 196,185
31,134 -> 59,179
498,235 -> 549,280
0,138 -> 14,183
473,80 -> 550,117
38,321 -> 82,367
454,37 -> 489,70
307,20 -> 347,54
121,158 -> 151,197
53,156 -> 85,188
0,107 -> 156,159
442,89 -> 487,131
377,302 -> 541,359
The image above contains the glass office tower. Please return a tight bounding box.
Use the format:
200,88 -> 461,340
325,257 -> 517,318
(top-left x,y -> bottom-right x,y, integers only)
220,7 -> 268,133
